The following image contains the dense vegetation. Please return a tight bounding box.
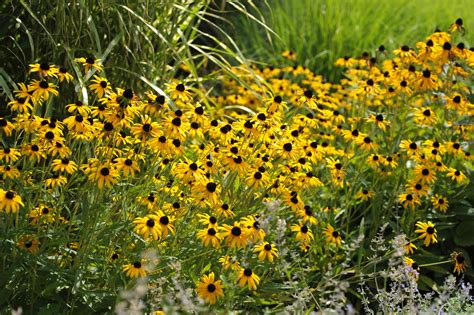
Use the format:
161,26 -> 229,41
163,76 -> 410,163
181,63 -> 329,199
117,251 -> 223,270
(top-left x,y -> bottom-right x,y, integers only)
0,1 -> 472,313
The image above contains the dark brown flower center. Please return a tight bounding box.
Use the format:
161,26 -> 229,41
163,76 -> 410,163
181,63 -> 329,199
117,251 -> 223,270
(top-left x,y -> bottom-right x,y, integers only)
231,226 -> 241,236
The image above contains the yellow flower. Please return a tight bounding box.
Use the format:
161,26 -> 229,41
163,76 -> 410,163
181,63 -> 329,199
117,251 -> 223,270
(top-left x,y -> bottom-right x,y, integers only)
29,62 -> 58,77
0,147 -> 21,163
28,79 -> 59,101
451,251 -> 468,275
322,224 -> 342,246
123,260 -> 147,278
403,241 -> 417,255
7,97 -> 33,113
220,222 -> 248,249
0,189 -> 24,213
237,268 -> 260,290
196,272 -> 224,304
282,50 -> 297,61
154,210 -> 176,237
218,255 -> 240,271
241,215 -> 266,242
431,194 -> 449,212
197,227 -> 223,248
166,82 -> 192,103
415,221 -> 438,247
0,117 -> 15,137
446,168 -> 467,184
356,189 -> 375,201
115,157 -> 140,177
398,193 -> 421,209
57,67 -> 74,82
449,18 -> 464,33
52,158 -> 78,174
44,174 -> 68,188
290,222 -> 314,243
17,236 -> 40,254
88,164 -> 119,189
133,214 -> 162,241
253,242 -> 279,262
89,75 -> 111,98
75,57 -> 103,73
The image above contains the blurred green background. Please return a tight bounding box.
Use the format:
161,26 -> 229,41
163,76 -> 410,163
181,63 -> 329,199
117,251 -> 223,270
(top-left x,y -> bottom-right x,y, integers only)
226,0 -> 474,81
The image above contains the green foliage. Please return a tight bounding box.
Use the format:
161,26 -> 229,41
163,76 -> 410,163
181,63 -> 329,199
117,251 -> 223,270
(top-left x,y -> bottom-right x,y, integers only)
0,0 -> 266,104
226,0 -> 474,81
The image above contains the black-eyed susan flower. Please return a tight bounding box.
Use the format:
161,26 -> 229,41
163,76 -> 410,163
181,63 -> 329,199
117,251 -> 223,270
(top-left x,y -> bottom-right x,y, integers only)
414,107 -> 437,125
154,210 -> 175,237
196,272 -> 224,304
335,56 -> 356,67
415,221 -> 438,247
44,174 -> 68,188
265,95 -> 287,114
29,62 -> 58,77
166,82 -> 192,102
123,260 -> 146,278
415,69 -> 438,90
0,117 -> 15,137
89,164 -> 118,189
0,165 -> 21,180
14,82 -> 36,104
323,224 -> 342,246
66,101 -> 92,116
356,189 -> 375,201
0,147 -> 21,163
8,97 -> 33,113
282,50 -> 296,61
290,222 -> 314,243
451,251 -> 468,274
57,67 -> 74,82
197,227 -> 223,248
366,113 -> 389,131
17,236 -> 40,254
75,57 -> 103,73
195,180 -> 221,205
28,79 -> 59,101
28,205 -> 55,225
133,214 -> 162,241
52,158 -> 78,174
237,268 -> 260,290
0,189 -> 24,213
431,194 -> 449,212
296,205 -> 318,225
221,222 -> 248,249
404,240 -> 417,255
398,192 -> 421,209
297,88 -> 318,108
393,45 -> 416,62
89,75 -> 111,98
400,139 -> 420,157
115,158 -> 140,177
253,242 -> 279,262
197,213 -> 218,228
215,203 -> 234,218
405,181 -> 429,198
241,215 -> 266,242
449,18 -> 465,33
446,168 -> 467,184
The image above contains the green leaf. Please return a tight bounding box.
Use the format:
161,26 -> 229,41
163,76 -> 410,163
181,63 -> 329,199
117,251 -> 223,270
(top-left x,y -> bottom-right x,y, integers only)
454,221 -> 474,246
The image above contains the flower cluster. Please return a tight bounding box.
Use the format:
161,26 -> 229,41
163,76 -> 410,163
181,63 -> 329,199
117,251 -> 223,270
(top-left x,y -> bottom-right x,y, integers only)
0,19 -> 471,311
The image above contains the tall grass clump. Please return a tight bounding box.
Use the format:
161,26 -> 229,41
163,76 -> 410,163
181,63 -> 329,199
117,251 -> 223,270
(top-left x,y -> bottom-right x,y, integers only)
0,0 -> 268,109
227,0 -> 473,81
